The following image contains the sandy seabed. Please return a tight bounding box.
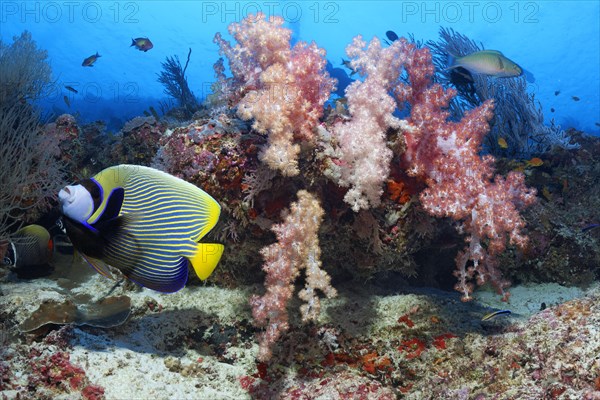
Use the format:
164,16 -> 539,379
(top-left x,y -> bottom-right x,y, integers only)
1,256 -> 599,399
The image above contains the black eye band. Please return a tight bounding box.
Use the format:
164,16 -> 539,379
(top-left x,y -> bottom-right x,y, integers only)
79,179 -> 102,213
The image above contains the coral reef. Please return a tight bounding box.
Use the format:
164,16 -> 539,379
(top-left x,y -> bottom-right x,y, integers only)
2,15 -> 599,400
4,276 -> 598,399
154,114 -> 257,208
115,116 -> 166,166
500,133 -> 600,286
1,153 -> 598,399
42,114 -> 117,181
19,16 -> 543,312
399,63 -> 537,300
202,15 -> 538,359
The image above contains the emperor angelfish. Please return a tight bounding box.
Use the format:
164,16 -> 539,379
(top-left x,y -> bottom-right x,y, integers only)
58,164 -> 224,293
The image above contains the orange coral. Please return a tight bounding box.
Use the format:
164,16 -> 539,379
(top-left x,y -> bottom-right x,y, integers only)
387,179 -> 412,204
361,352 -> 392,374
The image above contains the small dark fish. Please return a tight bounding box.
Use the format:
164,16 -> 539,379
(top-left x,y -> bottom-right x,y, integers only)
386,30 -> 399,42
65,85 -> 78,94
595,122 -> 600,127
131,37 -> 153,52
149,106 -> 160,120
449,67 -> 475,92
326,60 -> 354,97
572,96 -> 580,101
582,223 -> 600,232
550,108 -> 555,113
341,58 -> 357,76
482,310 -> 512,321
82,52 -> 101,67
554,90 -> 560,96
540,302 -> 546,311
63,95 -> 71,108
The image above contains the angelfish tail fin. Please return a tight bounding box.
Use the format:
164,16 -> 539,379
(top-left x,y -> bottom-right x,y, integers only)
189,243 -> 224,280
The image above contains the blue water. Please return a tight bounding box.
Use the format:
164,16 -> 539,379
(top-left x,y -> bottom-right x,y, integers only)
2,1 -> 599,134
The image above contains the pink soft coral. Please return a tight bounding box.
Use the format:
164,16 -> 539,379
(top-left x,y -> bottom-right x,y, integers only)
331,36 -> 423,211
249,190 -> 337,361
398,47 -> 537,301
214,13 -> 334,176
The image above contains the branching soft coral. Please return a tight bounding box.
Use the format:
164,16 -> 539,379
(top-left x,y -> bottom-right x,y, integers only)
398,47 -> 537,301
331,36 -> 415,212
249,190 -> 337,361
212,16 -> 538,362
328,34 -> 535,301
214,13 -> 334,176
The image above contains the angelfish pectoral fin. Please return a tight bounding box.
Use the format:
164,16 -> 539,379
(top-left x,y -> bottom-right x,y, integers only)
189,243 -> 224,280
78,251 -> 117,279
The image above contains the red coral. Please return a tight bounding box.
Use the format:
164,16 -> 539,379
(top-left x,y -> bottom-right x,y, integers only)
29,351 -> 104,398
321,352 -> 335,367
30,352 -> 85,389
239,375 -> 258,394
82,385 -> 105,400
398,338 -> 427,359
432,333 -> 457,350
397,314 -> 415,328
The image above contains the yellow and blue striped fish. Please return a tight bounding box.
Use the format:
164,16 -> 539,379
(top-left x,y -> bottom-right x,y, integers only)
58,165 -> 224,293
